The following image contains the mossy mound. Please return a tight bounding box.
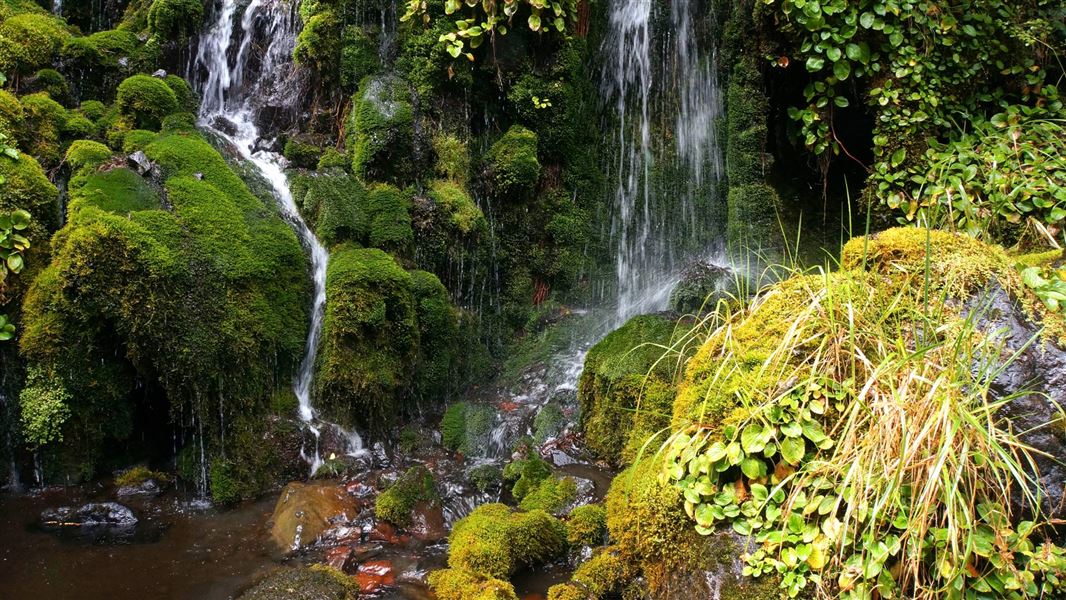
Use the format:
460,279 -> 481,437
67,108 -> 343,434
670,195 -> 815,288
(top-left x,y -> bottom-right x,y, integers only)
146,0 -> 204,42
365,183 -> 413,255
0,12 -> 70,75
116,74 -> 178,129
347,75 -> 414,184
19,129 -> 309,483
427,569 -> 518,600
18,92 -> 67,167
578,314 -> 689,465
565,503 -> 607,547
289,170 -> 368,248
375,465 -> 439,528
502,455 -> 552,501
427,179 -> 486,237
440,401 -> 495,455
238,566 -> 357,600
446,503 -> 566,579
518,475 -> 577,514
0,149 -> 59,310
485,125 -> 540,201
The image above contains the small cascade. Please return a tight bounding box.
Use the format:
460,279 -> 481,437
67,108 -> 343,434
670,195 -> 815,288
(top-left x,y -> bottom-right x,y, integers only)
192,0 -> 364,476
52,0 -> 61,15
601,0 -> 725,322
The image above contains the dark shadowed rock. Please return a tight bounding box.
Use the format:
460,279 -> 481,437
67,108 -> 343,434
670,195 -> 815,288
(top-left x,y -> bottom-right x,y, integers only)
40,502 -> 137,528
668,261 -> 735,314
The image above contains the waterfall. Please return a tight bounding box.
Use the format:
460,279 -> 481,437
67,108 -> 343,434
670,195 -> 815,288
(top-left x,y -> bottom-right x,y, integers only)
192,0 -> 363,475
602,0 -> 724,321
52,0 -> 61,15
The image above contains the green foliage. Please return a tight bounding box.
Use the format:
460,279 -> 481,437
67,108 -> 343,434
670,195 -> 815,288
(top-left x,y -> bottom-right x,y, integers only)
114,465 -> 169,487
427,568 -> 518,600
18,365 -> 70,447
116,74 -> 178,129
447,503 -> 566,579
432,132 -> 471,185
0,206 -> 30,289
441,401 -> 494,454
566,504 -> 607,547
400,0 -> 578,60
427,179 -> 486,237
375,465 -> 439,527
347,76 -> 414,184
0,13 -> 69,74
147,0 -> 204,41
1020,263 -> 1066,313
485,125 -> 540,200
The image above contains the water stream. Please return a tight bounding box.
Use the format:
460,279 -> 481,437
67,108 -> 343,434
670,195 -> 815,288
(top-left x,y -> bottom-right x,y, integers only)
192,0 -> 362,475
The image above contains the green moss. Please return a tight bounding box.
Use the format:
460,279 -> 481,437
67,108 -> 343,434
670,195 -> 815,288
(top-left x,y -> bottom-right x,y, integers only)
122,129 -> 157,153
375,465 -> 439,527
347,76 -> 414,184
566,504 -> 607,547
238,566 -> 357,600
317,148 -> 347,170
63,113 -> 95,139
447,503 -> 566,579
428,179 -> 486,237
485,125 -> 540,200
164,75 -> 196,112
519,475 -> 577,513
546,584 -> 584,600
316,245 -> 417,429
68,168 -> 160,215
116,74 -> 178,129
572,549 -> 629,599
441,401 -> 495,454
291,170 -> 367,248
29,68 -> 68,102
340,26 -> 377,91
147,0 -> 204,41
64,140 -> 111,171
160,112 -> 196,132
79,100 -> 106,123
432,132 -> 471,185
503,455 -> 552,500
293,8 -> 340,74
365,183 -> 413,254
532,402 -> 565,445
0,89 -> 23,136
19,92 -> 67,166
410,269 -> 459,399
427,569 -> 518,600
0,12 -> 69,75
283,137 -> 322,170
114,465 -> 169,487
468,464 -> 503,493
578,314 -> 687,465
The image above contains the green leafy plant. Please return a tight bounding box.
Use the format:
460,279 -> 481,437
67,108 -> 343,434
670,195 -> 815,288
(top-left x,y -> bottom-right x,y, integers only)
1020,264 -> 1066,312
0,208 -> 32,282
400,0 -> 579,60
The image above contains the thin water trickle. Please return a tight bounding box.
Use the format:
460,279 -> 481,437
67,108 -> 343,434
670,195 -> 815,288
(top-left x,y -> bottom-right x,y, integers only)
52,0 -> 61,15
192,0 -> 364,476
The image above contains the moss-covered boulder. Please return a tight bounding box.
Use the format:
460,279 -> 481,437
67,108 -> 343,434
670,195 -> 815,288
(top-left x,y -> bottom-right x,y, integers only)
18,92 -> 67,166
19,130 -> 309,483
347,75 -> 414,184
0,12 -> 70,75
485,125 -> 540,201
316,246 -> 417,429
374,465 -> 439,528
116,74 -> 178,129
446,503 -> 566,579
238,565 -> 357,600
428,568 -> 518,600
410,269 -> 459,399
578,314 -> 689,465
289,170 -> 368,248
364,183 -> 413,255
146,0 -> 204,42
440,401 -> 494,455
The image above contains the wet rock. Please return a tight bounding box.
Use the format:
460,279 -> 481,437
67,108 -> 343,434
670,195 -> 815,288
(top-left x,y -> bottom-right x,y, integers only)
212,115 -> 239,137
971,284 -> 1066,518
408,500 -> 447,542
238,566 -> 356,600
560,477 -> 597,515
366,520 -> 410,546
668,261 -> 735,314
371,442 -> 390,467
269,482 -> 358,554
116,478 -> 163,497
126,151 -> 156,177
40,502 -> 137,528
345,480 -> 375,498
355,560 -> 396,595
151,69 -> 167,78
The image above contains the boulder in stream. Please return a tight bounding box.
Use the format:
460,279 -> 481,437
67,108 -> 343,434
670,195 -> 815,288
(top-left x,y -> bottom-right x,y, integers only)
40,502 -> 138,528
269,482 -> 358,554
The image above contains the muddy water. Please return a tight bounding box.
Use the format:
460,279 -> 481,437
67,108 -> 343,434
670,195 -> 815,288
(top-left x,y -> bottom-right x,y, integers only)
0,487 -> 279,600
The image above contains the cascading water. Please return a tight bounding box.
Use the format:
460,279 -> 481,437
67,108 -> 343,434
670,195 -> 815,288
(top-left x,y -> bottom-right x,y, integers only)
602,0 -> 725,321
52,0 -> 61,15
192,0 -> 363,475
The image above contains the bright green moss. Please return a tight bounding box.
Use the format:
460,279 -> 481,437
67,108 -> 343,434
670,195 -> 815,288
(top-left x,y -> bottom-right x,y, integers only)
29,68 -> 68,102
427,569 -> 518,600
0,89 -> 23,136
317,148 -> 347,170
79,100 -> 107,123
447,503 -> 566,579
518,475 -> 577,513
19,92 -> 67,166
578,314 -> 687,465
503,455 -> 552,500
116,74 -> 178,129
440,401 -> 494,454
546,584 -> 584,600
427,179 -> 486,237
316,245 -> 417,429
291,170 -> 367,248
432,132 -> 471,185
572,549 -> 629,599
410,269 -> 458,399
340,26 -> 377,92
0,12 -> 69,74
365,183 -> 413,254
147,0 -> 204,41
485,125 -> 540,200
375,465 -> 439,527
161,112 -> 196,132
67,167 -> 159,217
122,129 -> 156,153
283,137 -> 321,170
566,504 -> 607,547
347,76 -> 414,184
63,113 -> 94,139
63,140 -> 111,187
293,8 -> 340,73
164,75 -> 196,112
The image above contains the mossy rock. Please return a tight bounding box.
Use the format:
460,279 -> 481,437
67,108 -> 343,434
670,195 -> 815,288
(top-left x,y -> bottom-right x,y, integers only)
571,548 -> 630,598
347,75 -> 414,184
518,475 -> 577,514
0,12 -> 69,75
485,125 -> 540,201
315,245 -> 418,429
18,92 -> 67,166
290,170 -> 367,248
364,183 -> 413,255
147,0 -> 204,42
283,137 -> 322,170
0,89 -> 24,136
375,465 -> 439,528
566,503 -> 607,547
427,179 -> 486,237
410,269 -> 459,400
238,565 -> 357,600
116,74 -> 178,130
427,568 -> 518,600
578,314 -> 688,465
447,503 -> 566,579
503,455 -> 552,501
440,401 -> 495,455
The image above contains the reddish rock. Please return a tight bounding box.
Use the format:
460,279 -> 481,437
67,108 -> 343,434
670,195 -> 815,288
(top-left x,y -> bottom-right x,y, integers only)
356,560 -> 395,594
497,400 -> 520,412
346,480 -> 375,498
325,545 -> 354,573
408,500 -> 446,542
367,520 -> 410,546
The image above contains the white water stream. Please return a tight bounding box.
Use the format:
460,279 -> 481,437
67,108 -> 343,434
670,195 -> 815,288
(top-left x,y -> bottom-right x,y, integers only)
193,0 -> 363,475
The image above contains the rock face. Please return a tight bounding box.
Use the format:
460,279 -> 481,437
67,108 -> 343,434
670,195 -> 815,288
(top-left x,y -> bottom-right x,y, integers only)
40,502 -> 137,528
668,261 -> 735,314
269,482 -> 358,553
972,284 -> 1066,518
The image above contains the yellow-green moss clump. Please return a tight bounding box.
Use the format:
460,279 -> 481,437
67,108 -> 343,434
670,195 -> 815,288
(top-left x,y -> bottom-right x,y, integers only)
0,13 -> 70,75
19,130 -> 309,484
446,503 -> 566,579
238,565 -> 357,600
374,465 -> 438,528
428,569 -> 518,600
565,504 -> 607,547
116,74 -> 179,129
578,314 -> 690,465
